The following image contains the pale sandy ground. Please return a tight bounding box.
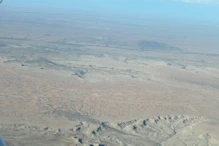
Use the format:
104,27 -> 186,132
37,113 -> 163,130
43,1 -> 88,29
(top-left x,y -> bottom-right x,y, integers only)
1,8 -> 219,145
0,53 -> 219,145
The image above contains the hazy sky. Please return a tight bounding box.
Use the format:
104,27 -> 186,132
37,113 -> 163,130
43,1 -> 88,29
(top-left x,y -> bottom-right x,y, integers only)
2,0 -> 219,23
1,0 -> 219,52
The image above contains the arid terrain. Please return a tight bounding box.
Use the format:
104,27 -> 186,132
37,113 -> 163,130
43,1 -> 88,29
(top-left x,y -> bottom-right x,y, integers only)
0,6 -> 219,146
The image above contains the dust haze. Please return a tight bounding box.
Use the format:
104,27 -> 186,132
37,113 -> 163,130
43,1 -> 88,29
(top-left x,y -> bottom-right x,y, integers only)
0,4 -> 219,146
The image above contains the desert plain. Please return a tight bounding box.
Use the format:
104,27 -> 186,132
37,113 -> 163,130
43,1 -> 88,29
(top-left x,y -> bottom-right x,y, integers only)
0,6 -> 219,146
